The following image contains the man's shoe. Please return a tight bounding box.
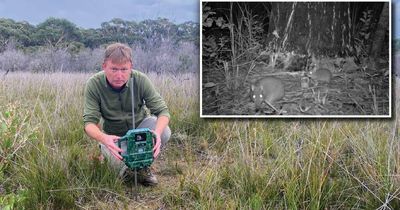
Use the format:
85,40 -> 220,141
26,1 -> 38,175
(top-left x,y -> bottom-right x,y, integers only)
137,167 -> 158,186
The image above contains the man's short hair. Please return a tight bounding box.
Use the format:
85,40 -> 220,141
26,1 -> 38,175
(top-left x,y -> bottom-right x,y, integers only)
104,43 -> 132,64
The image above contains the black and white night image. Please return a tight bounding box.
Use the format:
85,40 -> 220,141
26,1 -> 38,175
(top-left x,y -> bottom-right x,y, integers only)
201,1 -> 390,118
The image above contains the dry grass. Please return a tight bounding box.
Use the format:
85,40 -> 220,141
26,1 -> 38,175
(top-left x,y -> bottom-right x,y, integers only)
0,72 -> 399,209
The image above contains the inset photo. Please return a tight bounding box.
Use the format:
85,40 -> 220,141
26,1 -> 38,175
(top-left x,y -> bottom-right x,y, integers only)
201,1 -> 391,118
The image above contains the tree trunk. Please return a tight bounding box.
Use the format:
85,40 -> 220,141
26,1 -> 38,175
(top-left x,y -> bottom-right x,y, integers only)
370,2 -> 389,59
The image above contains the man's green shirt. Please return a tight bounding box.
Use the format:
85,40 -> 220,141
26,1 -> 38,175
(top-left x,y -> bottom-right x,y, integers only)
83,70 -> 170,136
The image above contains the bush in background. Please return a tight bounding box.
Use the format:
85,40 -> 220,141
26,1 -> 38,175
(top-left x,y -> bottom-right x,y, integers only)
0,40 -> 199,74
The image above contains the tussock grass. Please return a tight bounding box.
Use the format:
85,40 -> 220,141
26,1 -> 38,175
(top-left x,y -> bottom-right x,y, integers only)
0,72 -> 399,209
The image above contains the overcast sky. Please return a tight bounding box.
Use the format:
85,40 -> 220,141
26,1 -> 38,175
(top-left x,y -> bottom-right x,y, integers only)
0,0 -> 396,38
0,0 -> 199,29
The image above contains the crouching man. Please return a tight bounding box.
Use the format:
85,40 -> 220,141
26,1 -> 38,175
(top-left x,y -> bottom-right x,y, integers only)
83,42 -> 171,186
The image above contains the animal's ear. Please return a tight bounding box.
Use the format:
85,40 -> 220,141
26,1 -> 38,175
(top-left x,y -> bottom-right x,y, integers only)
251,85 -> 254,91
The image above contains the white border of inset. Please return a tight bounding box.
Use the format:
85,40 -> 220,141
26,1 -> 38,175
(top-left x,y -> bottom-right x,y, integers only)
200,0 -> 392,118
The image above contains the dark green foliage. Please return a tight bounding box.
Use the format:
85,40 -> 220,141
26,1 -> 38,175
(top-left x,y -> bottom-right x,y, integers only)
0,17 -> 199,51
0,18 -> 35,50
33,17 -> 82,47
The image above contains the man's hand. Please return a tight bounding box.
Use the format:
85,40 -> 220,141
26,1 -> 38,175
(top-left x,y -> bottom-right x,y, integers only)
101,134 -> 123,160
152,131 -> 161,159
84,123 -> 124,160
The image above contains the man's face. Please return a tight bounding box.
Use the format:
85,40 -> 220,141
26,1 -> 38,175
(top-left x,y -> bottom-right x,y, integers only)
102,60 -> 132,89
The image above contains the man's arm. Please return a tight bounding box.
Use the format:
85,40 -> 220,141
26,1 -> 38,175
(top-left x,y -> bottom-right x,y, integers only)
85,123 -> 123,160
83,76 -> 123,160
154,115 -> 169,138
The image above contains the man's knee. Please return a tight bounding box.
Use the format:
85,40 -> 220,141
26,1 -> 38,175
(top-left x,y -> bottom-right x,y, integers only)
138,116 -> 171,146
161,126 -> 171,146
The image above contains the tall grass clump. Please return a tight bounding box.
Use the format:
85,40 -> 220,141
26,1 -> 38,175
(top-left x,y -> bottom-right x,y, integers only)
163,81 -> 400,209
0,101 -> 39,209
0,72 -> 129,209
165,118 -> 399,209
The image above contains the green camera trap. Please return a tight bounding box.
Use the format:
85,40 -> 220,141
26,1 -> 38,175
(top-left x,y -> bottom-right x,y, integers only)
117,128 -> 155,169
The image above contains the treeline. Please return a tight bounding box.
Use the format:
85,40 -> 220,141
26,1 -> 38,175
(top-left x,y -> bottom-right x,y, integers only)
0,17 -> 199,73
0,17 -> 199,50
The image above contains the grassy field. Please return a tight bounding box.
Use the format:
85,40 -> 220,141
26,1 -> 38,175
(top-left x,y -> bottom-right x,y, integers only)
0,72 -> 399,209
